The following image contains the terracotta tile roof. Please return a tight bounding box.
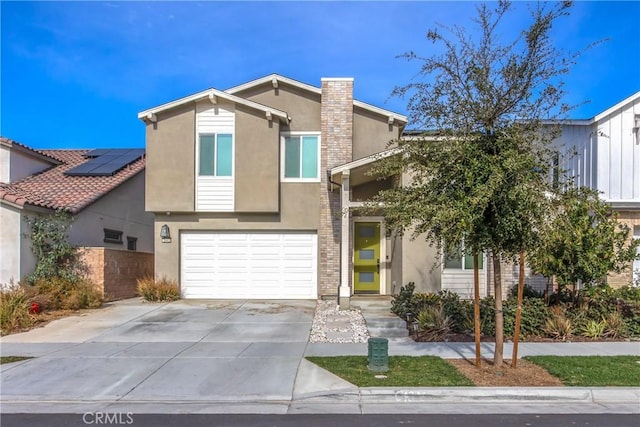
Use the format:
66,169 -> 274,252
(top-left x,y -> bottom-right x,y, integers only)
0,143 -> 145,213
0,136 -> 62,164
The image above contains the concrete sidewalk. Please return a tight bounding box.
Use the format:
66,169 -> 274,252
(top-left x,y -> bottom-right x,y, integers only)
1,297 -> 639,414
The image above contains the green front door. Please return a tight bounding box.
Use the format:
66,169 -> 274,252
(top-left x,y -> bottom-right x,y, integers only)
354,222 -> 380,293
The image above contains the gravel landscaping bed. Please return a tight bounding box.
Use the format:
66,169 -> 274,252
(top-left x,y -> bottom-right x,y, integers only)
309,299 -> 370,343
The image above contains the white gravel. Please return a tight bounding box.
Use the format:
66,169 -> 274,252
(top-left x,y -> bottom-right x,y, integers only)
309,299 -> 370,343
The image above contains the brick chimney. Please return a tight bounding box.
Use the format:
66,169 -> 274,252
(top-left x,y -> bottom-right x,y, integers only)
319,78 -> 354,296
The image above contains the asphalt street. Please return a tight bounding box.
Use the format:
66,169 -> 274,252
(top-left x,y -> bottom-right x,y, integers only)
2,413 -> 639,427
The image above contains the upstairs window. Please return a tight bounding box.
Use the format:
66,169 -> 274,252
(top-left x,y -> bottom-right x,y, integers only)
199,134 -> 232,177
104,229 -> 123,244
282,134 -> 319,181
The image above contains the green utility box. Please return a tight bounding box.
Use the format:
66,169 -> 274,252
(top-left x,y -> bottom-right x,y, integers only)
367,337 -> 389,372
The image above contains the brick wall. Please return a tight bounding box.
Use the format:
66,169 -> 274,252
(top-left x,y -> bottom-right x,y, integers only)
608,210 -> 640,288
80,247 -> 154,301
319,78 -> 353,296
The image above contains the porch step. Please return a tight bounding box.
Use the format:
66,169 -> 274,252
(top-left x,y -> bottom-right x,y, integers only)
367,326 -> 410,339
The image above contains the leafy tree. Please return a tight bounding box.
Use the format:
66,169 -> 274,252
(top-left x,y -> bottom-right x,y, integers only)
529,187 -> 640,289
371,1 -> 583,366
24,209 -> 80,284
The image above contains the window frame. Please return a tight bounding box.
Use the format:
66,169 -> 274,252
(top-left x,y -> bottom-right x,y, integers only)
443,242 -> 484,271
280,132 -> 321,182
103,229 -> 123,244
197,133 -> 234,178
126,236 -> 137,251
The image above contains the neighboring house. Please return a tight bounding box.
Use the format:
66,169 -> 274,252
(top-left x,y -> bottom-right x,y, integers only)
552,91 -> 640,287
0,137 -> 154,298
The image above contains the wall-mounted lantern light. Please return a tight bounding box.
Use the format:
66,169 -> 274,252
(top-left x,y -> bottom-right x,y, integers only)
160,224 -> 171,243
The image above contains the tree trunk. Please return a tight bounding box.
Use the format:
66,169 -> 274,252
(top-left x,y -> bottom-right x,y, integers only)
511,250 -> 525,368
493,254 -> 504,366
473,252 -> 481,368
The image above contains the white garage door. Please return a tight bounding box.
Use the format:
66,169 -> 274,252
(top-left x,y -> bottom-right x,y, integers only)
181,232 -> 317,299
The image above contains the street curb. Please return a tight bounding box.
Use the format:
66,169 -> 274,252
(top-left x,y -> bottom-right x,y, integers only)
293,387 -> 640,404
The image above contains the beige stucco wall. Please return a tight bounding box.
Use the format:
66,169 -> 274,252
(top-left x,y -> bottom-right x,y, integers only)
145,103 -> 196,212
234,105 -> 280,212
70,172 -> 154,252
352,178 -> 393,202
153,183 -> 321,282
232,83 -> 322,132
401,235 -> 442,294
353,106 -> 401,160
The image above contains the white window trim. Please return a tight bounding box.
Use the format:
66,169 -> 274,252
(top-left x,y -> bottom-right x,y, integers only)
197,133 -> 234,178
280,132 -> 321,183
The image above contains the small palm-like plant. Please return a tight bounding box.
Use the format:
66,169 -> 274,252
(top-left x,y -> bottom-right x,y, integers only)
416,306 -> 452,341
543,306 -> 573,341
603,312 -> 627,338
582,319 -> 606,339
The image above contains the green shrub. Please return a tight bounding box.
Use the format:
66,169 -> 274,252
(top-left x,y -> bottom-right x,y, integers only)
438,290 -> 474,333
503,297 -> 549,338
137,276 -> 180,302
509,283 -> 544,299
612,285 -> 640,302
0,288 -> 34,335
390,282 -> 416,319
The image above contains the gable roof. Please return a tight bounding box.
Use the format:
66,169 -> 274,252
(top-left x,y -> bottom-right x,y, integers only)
542,91 -> 640,126
226,73 -> 408,124
0,144 -> 145,213
138,87 -> 290,123
1,136 -> 62,165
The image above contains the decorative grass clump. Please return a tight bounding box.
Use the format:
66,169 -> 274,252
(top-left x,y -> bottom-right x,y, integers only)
0,287 -> 34,335
137,276 -> 180,302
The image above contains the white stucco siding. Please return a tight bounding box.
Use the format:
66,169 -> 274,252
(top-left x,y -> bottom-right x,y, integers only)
1,144 -> 10,183
70,172 -> 155,252
596,98 -> 640,202
0,204 -> 22,286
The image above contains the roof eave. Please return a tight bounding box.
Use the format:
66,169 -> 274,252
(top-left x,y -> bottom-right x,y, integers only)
138,88 -> 291,124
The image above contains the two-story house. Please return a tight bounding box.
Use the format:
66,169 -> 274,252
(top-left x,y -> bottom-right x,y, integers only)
553,91 -> 640,287
139,75 -> 424,305
0,137 -> 154,298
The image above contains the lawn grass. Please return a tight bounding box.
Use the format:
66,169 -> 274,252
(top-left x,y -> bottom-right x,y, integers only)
0,356 -> 32,364
525,356 -> 640,386
305,356 -> 474,387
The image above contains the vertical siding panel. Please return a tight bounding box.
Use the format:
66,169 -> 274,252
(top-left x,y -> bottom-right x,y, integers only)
633,100 -> 640,200
620,106 -> 635,200
195,101 -> 235,211
597,121 -> 611,199
607,113 -> 622,200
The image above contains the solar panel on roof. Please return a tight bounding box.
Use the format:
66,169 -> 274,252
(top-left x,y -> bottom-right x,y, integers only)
65,149 -> 145,176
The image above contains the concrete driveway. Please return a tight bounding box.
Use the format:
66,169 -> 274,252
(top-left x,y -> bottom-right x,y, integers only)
0,299 -> 318,410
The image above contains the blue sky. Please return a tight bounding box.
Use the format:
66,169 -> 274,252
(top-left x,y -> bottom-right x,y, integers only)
1,1 -> 639,149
